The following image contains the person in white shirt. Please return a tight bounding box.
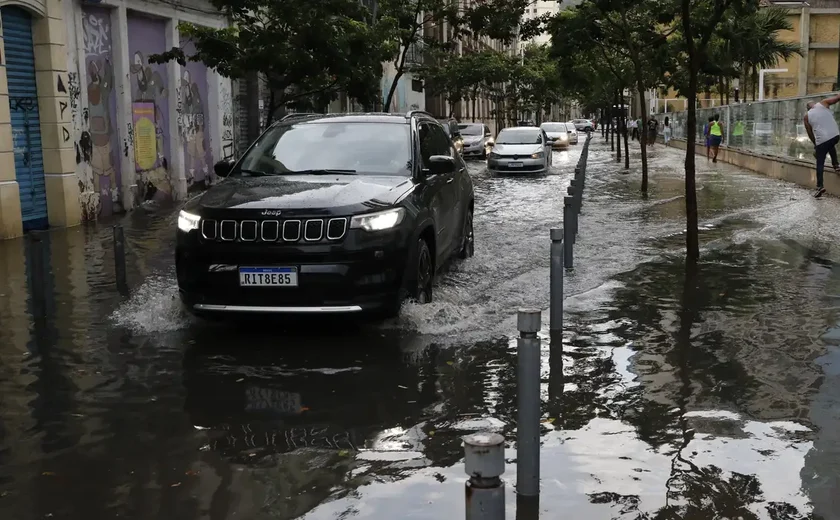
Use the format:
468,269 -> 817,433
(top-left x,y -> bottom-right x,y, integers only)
805,93 -> 840,198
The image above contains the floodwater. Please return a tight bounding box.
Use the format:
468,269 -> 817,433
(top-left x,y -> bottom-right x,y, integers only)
2,138 -> 840,519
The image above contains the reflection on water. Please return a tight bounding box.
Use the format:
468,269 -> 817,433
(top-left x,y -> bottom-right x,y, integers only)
1,144 -> 840,519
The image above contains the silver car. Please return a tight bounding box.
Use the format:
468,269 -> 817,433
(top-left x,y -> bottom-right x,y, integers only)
458,123 -> 495,158
564,122 -> 579,144
540,122 -> 570,149
571,118 -> 594,132
487,127 -> 553,174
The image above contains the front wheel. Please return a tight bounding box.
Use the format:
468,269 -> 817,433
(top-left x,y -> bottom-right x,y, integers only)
459,209 -> 475,259
412,238 -> 434,304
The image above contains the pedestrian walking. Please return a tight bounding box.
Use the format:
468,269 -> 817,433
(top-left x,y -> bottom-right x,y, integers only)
663,116 -> 671,145
646,117 -> 658,146
703,116 -> 713,161
709,114 -> 724,163
629,118 -> 638,140
805,94 -> 840,198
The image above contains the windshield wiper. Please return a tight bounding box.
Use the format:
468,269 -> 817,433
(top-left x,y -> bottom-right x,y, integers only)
291,169 -> 357,175
239,168 -> 275,177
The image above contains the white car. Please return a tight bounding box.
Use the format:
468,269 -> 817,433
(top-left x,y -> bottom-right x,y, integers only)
487,127 -> 553,174
540,122 -> 570,149
571,118 -> 594,132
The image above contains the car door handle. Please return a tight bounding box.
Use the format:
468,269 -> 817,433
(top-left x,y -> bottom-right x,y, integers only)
446,176 -> 454,184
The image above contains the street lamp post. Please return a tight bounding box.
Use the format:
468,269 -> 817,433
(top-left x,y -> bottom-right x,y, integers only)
758,68 -> 788,101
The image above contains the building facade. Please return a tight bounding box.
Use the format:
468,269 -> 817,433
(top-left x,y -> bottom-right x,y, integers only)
0,0 -> 233,239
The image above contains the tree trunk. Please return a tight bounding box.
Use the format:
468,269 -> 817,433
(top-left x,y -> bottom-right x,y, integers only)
472,89 -> 478,122
719,76 -> 725,106
681,0 -> 700,262
636,80 -> 649,193
610,102 -> 615,151
615,90 -> 621,162
622,93 -> 629,169
602,107 -> 607,139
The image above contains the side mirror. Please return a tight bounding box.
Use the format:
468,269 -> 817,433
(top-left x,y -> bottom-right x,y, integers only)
427,155 -> 456,175
214,159 -> 235,178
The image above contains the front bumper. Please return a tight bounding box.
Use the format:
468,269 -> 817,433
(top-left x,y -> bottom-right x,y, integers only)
461,140 -> 487,157
487,156 -> 547,174
176,228 -> 410,315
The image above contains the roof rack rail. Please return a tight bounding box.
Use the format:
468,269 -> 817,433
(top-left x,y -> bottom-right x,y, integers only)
406,109 -> 436,119
280,112 -> 323,121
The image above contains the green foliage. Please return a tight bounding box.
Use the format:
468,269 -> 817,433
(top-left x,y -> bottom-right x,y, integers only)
149,0 -> 391,116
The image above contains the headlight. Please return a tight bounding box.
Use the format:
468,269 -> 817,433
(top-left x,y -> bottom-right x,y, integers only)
178,210 -> 200,232
531,151 -> 545,159
350,208 -> 405,232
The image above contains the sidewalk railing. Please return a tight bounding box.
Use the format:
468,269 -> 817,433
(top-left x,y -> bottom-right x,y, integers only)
653,93 -> 840,164
463,132 -> 592,519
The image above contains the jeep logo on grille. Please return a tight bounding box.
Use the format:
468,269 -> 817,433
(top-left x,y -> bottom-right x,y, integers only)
261,209 -> 282,217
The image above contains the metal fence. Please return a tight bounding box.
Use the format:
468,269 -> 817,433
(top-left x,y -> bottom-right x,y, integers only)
655,93 -> 840,162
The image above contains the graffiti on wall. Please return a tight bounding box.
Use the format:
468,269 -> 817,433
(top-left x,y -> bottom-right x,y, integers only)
178,41 -> 212,188
128,15 -> 171,202
219,80 -> 234,160
80,7 -> 121,218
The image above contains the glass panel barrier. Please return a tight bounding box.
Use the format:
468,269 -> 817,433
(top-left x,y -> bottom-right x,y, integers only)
654,93 -> 840,164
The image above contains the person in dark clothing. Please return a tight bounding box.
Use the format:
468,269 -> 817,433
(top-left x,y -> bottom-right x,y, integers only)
646,118 -> 659,146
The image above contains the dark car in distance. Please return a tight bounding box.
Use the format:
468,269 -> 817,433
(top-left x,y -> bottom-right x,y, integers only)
175,111 -> 475,318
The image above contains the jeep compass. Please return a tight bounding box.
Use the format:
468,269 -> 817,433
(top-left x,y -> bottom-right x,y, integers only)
175,112 -> 475,318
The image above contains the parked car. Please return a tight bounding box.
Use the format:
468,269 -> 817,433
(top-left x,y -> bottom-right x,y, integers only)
487,126 -> 553,174
438,118 -> 464,154
540,122 -> 570,149
458,123 -> 494,159
571,118 -> 594,132
175,111 -> 476,319
564,122 -> 579,144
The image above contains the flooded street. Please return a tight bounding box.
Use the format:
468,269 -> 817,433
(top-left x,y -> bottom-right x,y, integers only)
3,139 -> 840,519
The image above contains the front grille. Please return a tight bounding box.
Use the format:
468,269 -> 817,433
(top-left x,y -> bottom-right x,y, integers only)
199,217 -> 347,243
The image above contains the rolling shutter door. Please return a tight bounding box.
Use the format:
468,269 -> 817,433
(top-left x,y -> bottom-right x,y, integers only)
3,6 -> 47,230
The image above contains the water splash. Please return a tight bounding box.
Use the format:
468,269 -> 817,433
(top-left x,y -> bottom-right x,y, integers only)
111,274 -> 193,333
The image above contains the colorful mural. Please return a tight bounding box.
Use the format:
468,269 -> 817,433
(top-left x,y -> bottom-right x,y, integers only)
127,15 -> 170,201
179,40 -> 211,188
81,7 -> 121,217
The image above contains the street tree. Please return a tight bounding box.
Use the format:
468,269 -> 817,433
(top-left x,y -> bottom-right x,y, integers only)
377,0 -> 531,111
149,0 -> 390,125
671,0 -> 759,261
549,1 -> 672,193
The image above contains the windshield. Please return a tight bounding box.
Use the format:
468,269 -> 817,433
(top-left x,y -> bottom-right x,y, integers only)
496,129 -> 541,144
237,122 -> 412,176
458,124 -> 483,136
540,124 -> 566,133
565,123 -> 576,131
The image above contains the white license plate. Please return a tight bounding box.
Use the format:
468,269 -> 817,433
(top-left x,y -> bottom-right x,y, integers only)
508,162 -> 524,168
239,267 -> 298,287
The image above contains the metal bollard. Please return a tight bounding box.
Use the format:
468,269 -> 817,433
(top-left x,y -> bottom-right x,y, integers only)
113,225 -> 129,295
563,197 -> 574,268
565,187 -> 577,240
550,228 -> 564,333
464,432 -> 506,520
516,308 -> 542,499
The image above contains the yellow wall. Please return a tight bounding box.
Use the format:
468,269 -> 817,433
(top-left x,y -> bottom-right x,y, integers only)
0,0 -> 80,239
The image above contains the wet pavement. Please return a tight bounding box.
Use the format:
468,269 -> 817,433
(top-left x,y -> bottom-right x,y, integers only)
2,139 -> 840,519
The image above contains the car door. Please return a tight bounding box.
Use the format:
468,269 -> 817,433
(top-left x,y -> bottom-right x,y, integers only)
418,121 -> 459,262
540,129 -> 551,167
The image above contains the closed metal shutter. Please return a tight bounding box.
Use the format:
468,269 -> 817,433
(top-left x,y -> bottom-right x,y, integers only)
3,6 -> 47,230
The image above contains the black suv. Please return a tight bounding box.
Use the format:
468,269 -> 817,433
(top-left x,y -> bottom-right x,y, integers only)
175,111 -> 475,318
